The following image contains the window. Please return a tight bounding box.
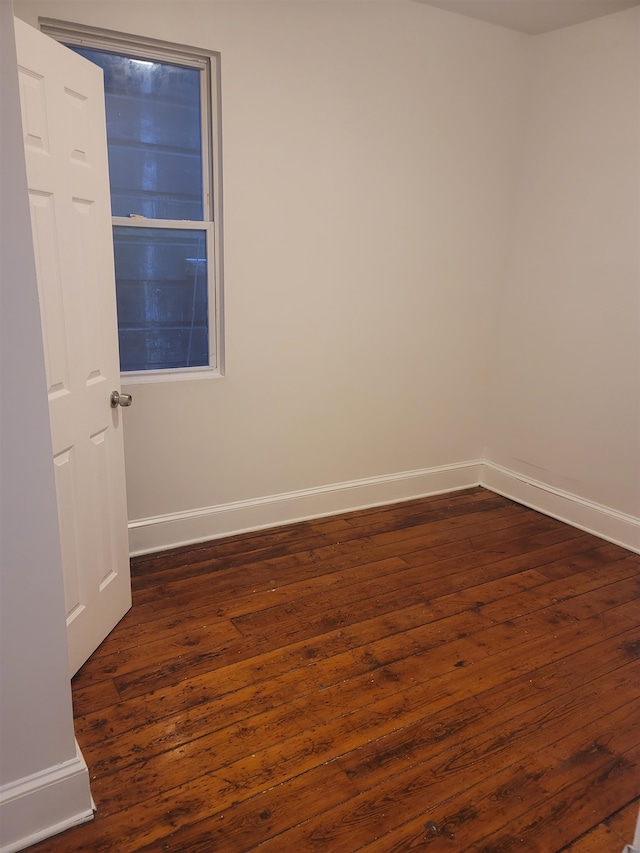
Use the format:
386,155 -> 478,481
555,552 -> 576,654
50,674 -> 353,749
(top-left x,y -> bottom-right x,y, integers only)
41,20 -> 223,381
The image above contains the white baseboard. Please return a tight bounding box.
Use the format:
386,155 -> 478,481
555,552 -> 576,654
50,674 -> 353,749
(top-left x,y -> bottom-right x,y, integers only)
0,740 -> 93,853
128,460 -> 484,556
481,461 -> 640,555
127,459 -> 640,557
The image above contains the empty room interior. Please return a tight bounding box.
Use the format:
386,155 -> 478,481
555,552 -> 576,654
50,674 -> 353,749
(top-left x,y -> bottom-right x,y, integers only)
1,0 -> 640,851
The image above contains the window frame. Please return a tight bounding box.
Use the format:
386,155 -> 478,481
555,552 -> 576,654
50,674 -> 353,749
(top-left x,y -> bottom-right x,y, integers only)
40,18 -> 224,383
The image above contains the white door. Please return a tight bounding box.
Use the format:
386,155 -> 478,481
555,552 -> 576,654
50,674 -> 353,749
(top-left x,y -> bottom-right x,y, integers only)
15,18 -> 132,676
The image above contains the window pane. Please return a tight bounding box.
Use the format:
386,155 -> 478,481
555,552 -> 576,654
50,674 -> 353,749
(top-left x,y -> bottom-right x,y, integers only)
71,47 -> 203,220
113,227 -> 208,371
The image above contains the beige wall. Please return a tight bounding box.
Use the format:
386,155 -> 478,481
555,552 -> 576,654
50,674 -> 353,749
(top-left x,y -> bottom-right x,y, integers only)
486,7 -> 640,518
15,0 -> 527,525
12,1 -> 640,548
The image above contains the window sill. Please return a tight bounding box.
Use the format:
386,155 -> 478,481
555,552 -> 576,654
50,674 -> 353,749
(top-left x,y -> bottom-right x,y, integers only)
121,366 -> 223,385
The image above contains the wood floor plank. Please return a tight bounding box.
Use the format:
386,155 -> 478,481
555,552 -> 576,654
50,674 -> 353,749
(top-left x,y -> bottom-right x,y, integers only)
109,577 -> 636,704
561,823 -> 629,853
121,509 -> 559,642
604,798 -> 640,845
77,607 -> 490,770
129,503 -> 537,609
29,489 -> 640,853
134,765 -> 358,853
464,742 -> 640,853
355,703 -> 640,853
130,494 -> 519,590
76,618 -> 243,684
251,696 -> 640,853
129,488 -> 501,577
228,528 -> 586,638
73,565 -> 637,739
336,660 -> 640,798
89,622 -> 640,821
126,513 -> 553,635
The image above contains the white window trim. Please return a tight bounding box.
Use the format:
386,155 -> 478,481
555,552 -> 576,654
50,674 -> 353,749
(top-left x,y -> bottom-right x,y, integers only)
40,18 -> 225,384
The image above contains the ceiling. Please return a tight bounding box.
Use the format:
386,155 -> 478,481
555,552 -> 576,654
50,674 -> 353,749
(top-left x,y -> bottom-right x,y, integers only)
414,0 -> 640,35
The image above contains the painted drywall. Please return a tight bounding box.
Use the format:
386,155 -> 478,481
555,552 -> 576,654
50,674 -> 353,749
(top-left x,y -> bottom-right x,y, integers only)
0,6 -> 92,849
14,0 -> 528,526
11,0 -> 638,546
486,7 -> 640,518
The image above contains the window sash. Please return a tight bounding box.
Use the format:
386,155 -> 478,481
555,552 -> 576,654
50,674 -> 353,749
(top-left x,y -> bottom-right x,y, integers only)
113,220 -> 216,378
40,20 -> 216,222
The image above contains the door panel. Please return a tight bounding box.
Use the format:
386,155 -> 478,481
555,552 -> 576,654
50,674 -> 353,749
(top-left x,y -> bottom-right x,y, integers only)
15,18 -> 132,676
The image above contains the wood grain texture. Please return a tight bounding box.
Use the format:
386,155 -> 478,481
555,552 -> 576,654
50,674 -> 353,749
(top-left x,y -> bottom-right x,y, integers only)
29,488 -> 640,852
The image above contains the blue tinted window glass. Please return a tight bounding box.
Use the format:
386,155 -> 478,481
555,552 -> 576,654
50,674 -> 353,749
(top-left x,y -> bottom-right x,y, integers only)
71,47 -> 203,220
113,227 -> 208,371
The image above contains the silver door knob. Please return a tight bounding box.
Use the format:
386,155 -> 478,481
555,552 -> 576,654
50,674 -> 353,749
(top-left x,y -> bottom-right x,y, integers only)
110,390 -> 132,408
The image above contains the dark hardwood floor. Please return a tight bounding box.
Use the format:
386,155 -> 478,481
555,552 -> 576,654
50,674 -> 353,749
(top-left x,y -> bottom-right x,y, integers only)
31,487 -> 640,852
